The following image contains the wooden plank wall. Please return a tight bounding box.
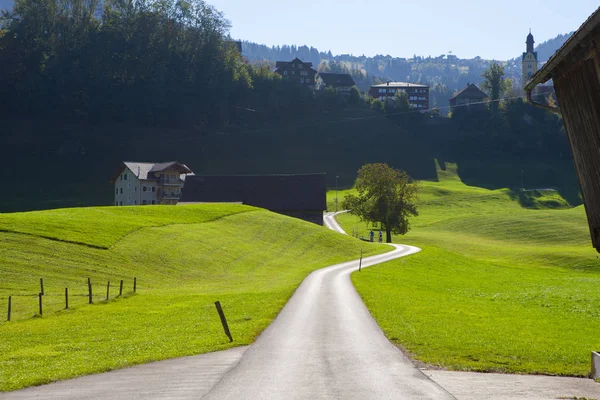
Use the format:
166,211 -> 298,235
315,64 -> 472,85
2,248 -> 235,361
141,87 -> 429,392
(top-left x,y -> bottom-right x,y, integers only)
554,47 -> 600,251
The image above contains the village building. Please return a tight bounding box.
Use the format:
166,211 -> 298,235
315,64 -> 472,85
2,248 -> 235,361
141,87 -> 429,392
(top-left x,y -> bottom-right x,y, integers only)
110,161 -> 193,206
525,6 -> 600,252
180,173 -> 326,225
449,83 -> 489,108
315,73 -> 356,94
368,82 -> 430,110
522,30 -> 539,90
274,57 -> 317,88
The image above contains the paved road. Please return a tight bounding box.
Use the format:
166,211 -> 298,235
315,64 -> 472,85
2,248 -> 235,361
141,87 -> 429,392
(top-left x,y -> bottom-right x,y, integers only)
202,213 -> 454,399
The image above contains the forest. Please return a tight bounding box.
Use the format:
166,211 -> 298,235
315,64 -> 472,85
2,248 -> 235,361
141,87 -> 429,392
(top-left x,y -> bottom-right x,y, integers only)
0,0 -> 578,212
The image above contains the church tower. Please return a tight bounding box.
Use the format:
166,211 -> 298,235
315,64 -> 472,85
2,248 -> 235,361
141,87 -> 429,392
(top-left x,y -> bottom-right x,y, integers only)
522,30 -> 538,89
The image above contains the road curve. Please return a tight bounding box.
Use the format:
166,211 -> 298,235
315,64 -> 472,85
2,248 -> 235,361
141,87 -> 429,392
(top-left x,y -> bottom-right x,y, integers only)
202,212 -> 454,400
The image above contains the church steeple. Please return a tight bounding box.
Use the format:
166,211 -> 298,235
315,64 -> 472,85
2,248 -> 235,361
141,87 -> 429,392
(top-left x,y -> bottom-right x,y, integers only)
526,29 -> 535,53
522,30 -> 538,89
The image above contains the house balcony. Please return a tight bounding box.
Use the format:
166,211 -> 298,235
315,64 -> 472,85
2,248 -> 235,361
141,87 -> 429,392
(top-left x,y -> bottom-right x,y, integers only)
159,178 -> 184,186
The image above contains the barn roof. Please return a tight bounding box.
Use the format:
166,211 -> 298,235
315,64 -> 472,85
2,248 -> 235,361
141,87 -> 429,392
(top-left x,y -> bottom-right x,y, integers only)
449,84 -> 488,101
180,174 -> 326,212
318,73 -> 356,87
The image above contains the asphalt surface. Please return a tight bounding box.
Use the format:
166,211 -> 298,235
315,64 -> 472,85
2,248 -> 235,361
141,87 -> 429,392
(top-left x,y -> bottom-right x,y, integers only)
202,213 -> 454,399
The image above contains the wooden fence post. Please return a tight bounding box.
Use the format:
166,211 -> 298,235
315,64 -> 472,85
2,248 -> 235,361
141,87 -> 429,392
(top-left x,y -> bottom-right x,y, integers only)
38,293 -> 43,316
214,301 -> 233,342
88,279 -> 93,304
40,278 -> 44,296
133,277 -> 137,293
65,288 -> 69,309
119,280 -> 123,297
359,249 -> 363,272
7,296 -> 11,322
106,281 -> 110,300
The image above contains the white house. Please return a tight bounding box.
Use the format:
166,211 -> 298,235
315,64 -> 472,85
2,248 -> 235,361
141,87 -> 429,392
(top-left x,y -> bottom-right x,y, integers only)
109,161 -> 193,206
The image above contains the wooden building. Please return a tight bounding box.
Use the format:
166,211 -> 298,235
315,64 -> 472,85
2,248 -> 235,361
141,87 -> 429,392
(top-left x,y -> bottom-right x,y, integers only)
315,73 -> 356,94
524,6 -> 600,252
179,173 -> 327,225
274,58 -> 317,89
368,82 -> 429,110
449,84 -> 489,108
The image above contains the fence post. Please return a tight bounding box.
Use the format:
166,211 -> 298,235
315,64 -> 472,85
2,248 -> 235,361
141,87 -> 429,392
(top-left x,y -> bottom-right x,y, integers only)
65,288 -> 69,309
214,301 -> 233,342
38,293 -> 43,316
133,277 -> 137,293
106,281 -> 110,300
40,278 -> 44,296
88,279 -> 93,304
119,280 -> 123,297
359,249 -> 363,272
7,296 -> 11,322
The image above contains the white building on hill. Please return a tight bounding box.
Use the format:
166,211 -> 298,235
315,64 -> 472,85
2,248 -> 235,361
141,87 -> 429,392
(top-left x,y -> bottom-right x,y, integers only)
109,161 -> 193,206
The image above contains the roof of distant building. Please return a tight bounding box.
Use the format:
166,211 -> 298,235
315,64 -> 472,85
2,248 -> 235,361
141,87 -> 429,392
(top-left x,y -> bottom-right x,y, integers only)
318,73 -> 356,87
449,84 -> 489,101
275,57 -> 313,69
180,173 -> 326,212
371,82 -> 429,89
109,161 -> 193,183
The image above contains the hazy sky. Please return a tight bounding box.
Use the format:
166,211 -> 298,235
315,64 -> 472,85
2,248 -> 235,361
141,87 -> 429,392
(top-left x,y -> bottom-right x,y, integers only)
207,0 -> 598,60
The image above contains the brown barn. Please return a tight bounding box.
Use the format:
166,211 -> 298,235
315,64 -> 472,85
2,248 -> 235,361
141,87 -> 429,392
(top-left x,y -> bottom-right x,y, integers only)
179,174 -> 327,225
525,6 -> 600,252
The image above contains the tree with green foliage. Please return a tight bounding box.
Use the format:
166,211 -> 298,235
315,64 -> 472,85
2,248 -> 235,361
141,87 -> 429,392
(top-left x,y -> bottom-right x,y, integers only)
342,163 -> 419,243
481,62 -> 506,111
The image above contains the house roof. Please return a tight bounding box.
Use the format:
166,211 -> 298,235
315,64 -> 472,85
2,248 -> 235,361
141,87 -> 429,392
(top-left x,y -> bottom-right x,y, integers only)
275,57 -> 313,69
318,73 -> 355,87
371,82 -> 429,89
449,84 -> 489,101
525,6 -> 600,90
109,161 -> 192,183
180,174 -> 327,212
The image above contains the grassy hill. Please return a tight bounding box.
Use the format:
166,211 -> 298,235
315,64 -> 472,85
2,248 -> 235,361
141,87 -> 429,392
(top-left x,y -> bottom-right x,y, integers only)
0,205 -> 388,391
334,162 -> 600,377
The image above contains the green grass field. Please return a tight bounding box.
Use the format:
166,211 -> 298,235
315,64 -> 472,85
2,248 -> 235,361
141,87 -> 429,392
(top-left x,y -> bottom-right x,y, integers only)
0,205 -> 388,391
334,162 -> 600,377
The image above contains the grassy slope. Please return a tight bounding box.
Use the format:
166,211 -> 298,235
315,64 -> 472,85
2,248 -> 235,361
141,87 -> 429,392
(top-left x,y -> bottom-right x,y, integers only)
0,205 -> 388,391
334,163 -> 600,376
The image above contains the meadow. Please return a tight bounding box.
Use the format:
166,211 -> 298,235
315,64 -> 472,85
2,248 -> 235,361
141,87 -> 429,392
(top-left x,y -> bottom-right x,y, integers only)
0,205 -> 388,391
333,163 -> 600,376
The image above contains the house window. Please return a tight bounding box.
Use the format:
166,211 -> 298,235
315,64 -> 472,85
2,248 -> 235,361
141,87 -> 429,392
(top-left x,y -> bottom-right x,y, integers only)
134,200 -> 137,205
151,200 -> 156,205
152,187 -> 156,192
379,89 -> 386,93
301,71 -> 308,76
120,175 -> 123,181
389,89 -> 396,93
115,201 -> 118,206
528,64 -> 532,69
284,71 -> 288,76
143,186 -> 147,192
123,173 -> 128,180
115,188 -> 118,195
120,188 -> 123,194
134,186 -> 137,192
128,183 -> 131,188
119,201 -> 123,206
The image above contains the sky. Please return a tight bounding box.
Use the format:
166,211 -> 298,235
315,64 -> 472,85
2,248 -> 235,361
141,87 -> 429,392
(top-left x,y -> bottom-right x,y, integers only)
207,0 -> 599,60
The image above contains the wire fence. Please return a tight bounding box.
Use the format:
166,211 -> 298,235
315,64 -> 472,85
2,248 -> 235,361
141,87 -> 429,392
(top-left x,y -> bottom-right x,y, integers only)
1,277 -> 137,323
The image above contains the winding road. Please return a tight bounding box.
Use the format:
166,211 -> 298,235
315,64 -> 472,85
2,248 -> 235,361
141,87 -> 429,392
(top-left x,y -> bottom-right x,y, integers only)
202,213 -> 454,399
2,212 -> 454,399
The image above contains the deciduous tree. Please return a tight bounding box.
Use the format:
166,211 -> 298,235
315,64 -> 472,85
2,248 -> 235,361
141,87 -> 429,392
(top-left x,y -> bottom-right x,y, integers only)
342,163 -> 419,243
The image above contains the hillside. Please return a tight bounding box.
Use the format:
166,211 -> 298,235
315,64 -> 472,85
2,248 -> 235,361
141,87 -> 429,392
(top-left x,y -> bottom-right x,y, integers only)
0,205 -> 389,391
335,162 -> 600,376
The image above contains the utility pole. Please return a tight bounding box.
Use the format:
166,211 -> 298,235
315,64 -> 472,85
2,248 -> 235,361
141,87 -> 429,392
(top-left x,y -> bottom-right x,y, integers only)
335,176 -> 339,213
